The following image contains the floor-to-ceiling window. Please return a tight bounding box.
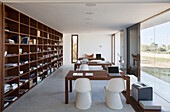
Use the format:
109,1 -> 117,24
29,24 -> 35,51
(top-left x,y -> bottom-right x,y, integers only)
71,35 -> 78,63
140,10 -> 170,102
111,31 -> 124,69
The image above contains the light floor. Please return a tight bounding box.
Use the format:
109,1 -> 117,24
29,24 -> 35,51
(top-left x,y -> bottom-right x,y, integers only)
3,65 -> 134,112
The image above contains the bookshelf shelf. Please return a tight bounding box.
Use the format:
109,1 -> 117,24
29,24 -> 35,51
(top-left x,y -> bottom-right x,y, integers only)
1,4 -> 63,111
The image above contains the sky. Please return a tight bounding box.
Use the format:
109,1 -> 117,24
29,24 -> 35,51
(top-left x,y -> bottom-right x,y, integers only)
141,21 -> 170,46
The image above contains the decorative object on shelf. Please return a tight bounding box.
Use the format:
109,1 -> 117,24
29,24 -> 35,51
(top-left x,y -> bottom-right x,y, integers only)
5,39 -> 15,44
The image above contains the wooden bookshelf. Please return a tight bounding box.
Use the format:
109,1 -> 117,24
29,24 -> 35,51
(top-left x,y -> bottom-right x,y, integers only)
0,4 -> 63,111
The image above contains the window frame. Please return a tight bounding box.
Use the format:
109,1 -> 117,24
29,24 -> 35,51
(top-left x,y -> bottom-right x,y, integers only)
71,35 -> 78,63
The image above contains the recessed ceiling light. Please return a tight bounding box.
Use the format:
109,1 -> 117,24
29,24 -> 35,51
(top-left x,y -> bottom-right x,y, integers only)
86,12 -> 94,15
85,18 -> 93,20
85,3 -> 96,7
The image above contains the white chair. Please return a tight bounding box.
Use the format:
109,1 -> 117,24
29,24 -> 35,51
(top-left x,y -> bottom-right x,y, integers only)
82,58 -> 89,62
104,78 -> 125,110
79,64 -> 89,70
74,78 -> 92,110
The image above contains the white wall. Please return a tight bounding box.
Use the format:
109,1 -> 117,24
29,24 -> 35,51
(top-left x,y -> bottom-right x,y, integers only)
63,34 -> 71,65
63,33 -> 111,65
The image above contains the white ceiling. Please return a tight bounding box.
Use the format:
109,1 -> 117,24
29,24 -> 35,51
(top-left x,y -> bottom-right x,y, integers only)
2,0 -> 170,34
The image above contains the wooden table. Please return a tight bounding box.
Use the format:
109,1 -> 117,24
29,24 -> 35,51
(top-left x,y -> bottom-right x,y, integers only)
78,57 -> 105,61
74,61 -> 112,70
65,70 -> 130,104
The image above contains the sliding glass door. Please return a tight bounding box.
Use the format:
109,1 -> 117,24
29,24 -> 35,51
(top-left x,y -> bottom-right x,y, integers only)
140,10 -> 170,102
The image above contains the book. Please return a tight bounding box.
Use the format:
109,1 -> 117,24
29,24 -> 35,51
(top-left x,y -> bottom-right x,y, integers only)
33,39 -> 36,44
4,84 -> 11,93
20,79 -> 29,83
19,48 -> 22,54
139,101 -> 161,110
5,39 -> 15,44
29,80 -> 33,88
47,33 -> 49,39
73,73 -> 83,76
4,51 -> 7,56
19,89 -> 28,93
19,89 -> 28,95
21,36 -> 29,44
37,30 -> 40,37
12,36 -> 19,43
4,102 -> 9,107
85,73 -> 93,76
5,76 -> 18,82
4,96 -> 18,101
5,63 -> 18,67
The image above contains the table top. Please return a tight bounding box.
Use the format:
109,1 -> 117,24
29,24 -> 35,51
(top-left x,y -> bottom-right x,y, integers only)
78,57 -> 105,60
65,70 -> 129,80
75,61 -> 112,65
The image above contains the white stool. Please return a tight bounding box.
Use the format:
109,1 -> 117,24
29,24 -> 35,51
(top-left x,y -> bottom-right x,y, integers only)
74,78 -> 92,110
104,78 -> 125,110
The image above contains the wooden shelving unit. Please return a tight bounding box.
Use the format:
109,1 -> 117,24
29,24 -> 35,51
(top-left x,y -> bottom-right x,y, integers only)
0,4 -> 63,111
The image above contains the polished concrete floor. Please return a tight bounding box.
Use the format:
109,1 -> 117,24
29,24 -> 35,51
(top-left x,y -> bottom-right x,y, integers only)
3,65 -> 134,112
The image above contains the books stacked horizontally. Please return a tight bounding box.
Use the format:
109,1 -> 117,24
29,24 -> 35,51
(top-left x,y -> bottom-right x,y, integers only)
5,76 -> 18,82
19,89 -> 28,95
9,83 -> 18,90
19,79 -> 29,86
4,84 -> 11,93
4,83 -> 18,93
4,96 -> 18,102
5,63 -> 18,68
4,102 -> 9,107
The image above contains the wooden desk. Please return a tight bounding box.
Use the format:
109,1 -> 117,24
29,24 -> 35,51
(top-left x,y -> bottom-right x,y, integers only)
65,70 -> 130,104
74,61 -> 112,70
78,57 -> 105,61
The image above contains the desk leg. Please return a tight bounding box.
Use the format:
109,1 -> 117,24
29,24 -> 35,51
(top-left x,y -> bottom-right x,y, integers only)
70,80 -> 72,92
74,64 -> 76,70
126,78 -> 130,104
65,79 -> 69,104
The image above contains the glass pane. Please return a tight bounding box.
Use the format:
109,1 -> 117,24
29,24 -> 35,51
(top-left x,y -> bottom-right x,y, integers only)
72,36 -> 78,63
141,10 -> 170,102
154,11 -> 170,101
141,18 -> 155,87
